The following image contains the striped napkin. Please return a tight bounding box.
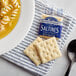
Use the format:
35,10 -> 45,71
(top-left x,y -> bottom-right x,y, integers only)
1,0 -> 76,76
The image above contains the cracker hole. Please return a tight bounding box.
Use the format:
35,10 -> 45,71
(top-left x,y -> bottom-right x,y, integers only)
46,42 -> 48,45
37,58 -> 40,61
43,50 -> 45,53
47,52 -> 49,55
48,47 -> 50,51
33,54 -> 35,56
53,50 -> 56,53
54,46 -> 57,48
52,39 -> 55,43
50,54 -> 53,57
56,52 -> 59,55
45,57 -> 48,60
50,44 -> 53,47
44,46 -> 47,49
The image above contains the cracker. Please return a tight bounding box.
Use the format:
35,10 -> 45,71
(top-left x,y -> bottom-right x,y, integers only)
24,37 -> 43,66
35,37 -> 62,63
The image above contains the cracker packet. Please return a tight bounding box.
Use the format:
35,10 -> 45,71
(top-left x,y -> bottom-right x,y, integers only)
39,14 -> 63,38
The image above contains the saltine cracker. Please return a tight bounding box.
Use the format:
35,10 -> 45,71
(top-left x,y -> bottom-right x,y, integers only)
35,37 -> 62,63
24,37 -> 43,66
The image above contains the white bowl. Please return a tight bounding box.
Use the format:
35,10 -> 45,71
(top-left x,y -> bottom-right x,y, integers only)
0,0 -> 35,55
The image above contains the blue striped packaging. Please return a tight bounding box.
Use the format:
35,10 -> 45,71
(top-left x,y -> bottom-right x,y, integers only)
1,0 -> 76,76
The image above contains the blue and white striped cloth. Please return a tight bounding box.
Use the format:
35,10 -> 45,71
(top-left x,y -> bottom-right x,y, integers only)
1,0 -> 76,76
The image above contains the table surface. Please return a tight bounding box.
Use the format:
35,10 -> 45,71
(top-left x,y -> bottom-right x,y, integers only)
0,0 -> 76,76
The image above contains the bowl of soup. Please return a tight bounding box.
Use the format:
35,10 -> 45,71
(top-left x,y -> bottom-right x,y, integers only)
0,0 -> 35,54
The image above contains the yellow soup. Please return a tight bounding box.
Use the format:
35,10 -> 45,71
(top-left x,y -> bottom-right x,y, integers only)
0,0 -> 21,39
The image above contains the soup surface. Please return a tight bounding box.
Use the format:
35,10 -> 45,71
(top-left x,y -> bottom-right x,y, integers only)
0,0 -> 21,39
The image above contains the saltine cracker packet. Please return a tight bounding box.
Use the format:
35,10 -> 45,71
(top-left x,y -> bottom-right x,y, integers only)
39,14 -> 63,38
